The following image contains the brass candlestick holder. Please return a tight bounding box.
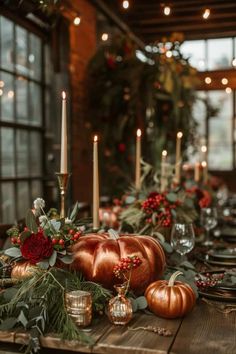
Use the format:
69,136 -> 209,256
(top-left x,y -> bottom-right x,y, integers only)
56,173 -> 70,218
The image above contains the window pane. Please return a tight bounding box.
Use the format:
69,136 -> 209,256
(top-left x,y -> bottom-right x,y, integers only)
1,128 -> 15,177
15,25 -> 28,76
0,72 -> 14,122
29,82 -> 42,126
208,90 -> 233,170
0,16 -> 14,71
16,130 -> 29,176
29,33 -> 42,80
17,181 -> 30,220
193,91 -> 207,137
181,40 -> 206,71
1,182 -> 15,224
16,76 -> 28,124
208,38 -> 232,70
30,131 -> 42,176
31,180 -> 43,201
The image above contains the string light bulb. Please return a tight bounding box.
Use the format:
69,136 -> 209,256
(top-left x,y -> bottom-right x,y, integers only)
203,8 -> 210,19
221,78 -> 228,85
101,33 -> 109,41
122,0 -> 129,9
163,5 -> 171,16
73,15 -> 81,26
225,87 -> 232,94
232,58 -> 236,67
205,77 -> 212,84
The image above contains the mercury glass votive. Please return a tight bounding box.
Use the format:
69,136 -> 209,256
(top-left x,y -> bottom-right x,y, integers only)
65,290 -> 92,327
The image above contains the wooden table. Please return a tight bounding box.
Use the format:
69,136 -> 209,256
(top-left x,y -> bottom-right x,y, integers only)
0,298 -> 235,354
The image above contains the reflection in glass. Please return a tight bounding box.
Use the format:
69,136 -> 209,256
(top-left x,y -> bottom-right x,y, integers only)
16,25 -> 28,76
29,82 -> 42,126
1,128 -> 15,177
17,182 -> 30,220
208,38 -> 232,70
29,33 -> 42,80
1,182 -> 15,223
16,130 -> 29,177
0,16 -> 14,70
0,72 -> 14,122
31,180 -> 43,201
208,90 -> 233,170
16,77 -> 28,124
30,132 -> 42,176
181,40 -> 206,71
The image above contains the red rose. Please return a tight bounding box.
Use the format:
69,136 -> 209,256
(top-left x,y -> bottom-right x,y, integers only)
20,230 -> 53,264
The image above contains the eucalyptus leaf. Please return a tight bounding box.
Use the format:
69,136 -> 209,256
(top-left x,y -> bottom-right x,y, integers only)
18,310 -> 28,328
0,317 -> 17,330
60,255 -> 73,264
70,201 -> 79,222
4,247 -> 22,258
152,232 -> 165,243
129,298 -> 138,312
37,260 -> 49,270
159,241 -> 173,253
3,287 -> 18,301
136,296 -> 147,310
49,250 -> 57,267
166,193 -> 177,203
108,229 -> 119,240
25,209 -> 38,234
50,219 -> 61,232
180,261 -> 196,270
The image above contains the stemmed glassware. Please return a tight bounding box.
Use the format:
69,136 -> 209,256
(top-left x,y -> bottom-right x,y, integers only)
170,223 -> 195,263
200,208 -> 218,246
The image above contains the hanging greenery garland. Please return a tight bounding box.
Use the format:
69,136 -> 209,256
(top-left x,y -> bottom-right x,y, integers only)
87,33 -> 199,196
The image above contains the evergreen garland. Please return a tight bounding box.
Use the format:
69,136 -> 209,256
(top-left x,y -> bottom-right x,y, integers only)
0,267 -> 111,353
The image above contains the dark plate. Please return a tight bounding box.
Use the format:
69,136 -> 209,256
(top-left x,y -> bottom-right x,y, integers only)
208,248 -> 236,261
197,270 -> 236,301
198,254 -> 236,267
198,290 -> 236,302
220,228 -> 236,242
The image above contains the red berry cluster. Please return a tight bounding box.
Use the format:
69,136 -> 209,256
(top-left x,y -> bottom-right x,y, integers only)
142,192 -> 179,228
113,255 -> 142,279
195,272 -> 224,290
51,229 -> 82,249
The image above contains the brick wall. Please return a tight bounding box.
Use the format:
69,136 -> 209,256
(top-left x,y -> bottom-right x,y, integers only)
68,0 -> 97,203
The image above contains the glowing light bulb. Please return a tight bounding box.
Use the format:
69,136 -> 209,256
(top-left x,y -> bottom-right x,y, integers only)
203,8 -> 210,19
221,78 -> 228,85
166,50 -> 172,58
205,77 -> 212,84
122,1 -> 129,9
225,87 -> 232,94
232,58 -> 236,67
101,33 -> 109,41
73,16 -> 81,26
164,6 -> 171,16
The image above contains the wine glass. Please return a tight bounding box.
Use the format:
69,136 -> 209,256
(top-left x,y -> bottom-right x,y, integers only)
200,208 -> 218,246
170,223 -> 195,263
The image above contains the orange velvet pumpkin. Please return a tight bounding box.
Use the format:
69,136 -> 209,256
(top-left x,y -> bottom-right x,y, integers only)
71,233 -> 165,294
145,271 -> 196,318
11,261 -> 37,279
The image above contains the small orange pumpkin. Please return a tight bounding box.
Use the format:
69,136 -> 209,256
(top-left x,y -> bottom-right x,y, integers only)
145,271 -> 196,319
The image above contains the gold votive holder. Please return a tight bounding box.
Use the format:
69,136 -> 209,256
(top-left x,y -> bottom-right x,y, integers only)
65,290 -> 92,327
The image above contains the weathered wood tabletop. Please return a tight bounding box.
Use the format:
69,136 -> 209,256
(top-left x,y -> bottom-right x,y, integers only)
0,298 -> 235,354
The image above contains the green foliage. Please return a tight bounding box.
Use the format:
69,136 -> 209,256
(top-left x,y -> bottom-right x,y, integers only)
0,268 -> 111,354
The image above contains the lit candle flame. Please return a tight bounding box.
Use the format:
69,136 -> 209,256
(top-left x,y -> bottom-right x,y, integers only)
177,131 -> 183,139
162,150 -> 167,157
202,161 -> 207,168
62,91 -> 66,100
137,129 -> 142,137
201,145 -> 207,153
94,135 -> 98,142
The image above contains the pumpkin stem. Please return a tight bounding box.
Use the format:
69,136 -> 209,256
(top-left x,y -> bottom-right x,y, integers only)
108,229 -> 119,240
168,271 -> 183,286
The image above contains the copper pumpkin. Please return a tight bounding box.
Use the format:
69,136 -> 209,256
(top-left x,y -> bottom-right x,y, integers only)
71,233 -> 165,294
145,271 -> 196,319
11,261 -> 37,279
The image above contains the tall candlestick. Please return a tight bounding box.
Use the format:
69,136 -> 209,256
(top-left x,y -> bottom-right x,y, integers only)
202,161 -> 208,184
135,129 -> 142,191
194,162 -> 201,183
93,135 -> 100,230
175,131 -> 183,184
161,150 -> 168,192
60,91 -> 68,173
